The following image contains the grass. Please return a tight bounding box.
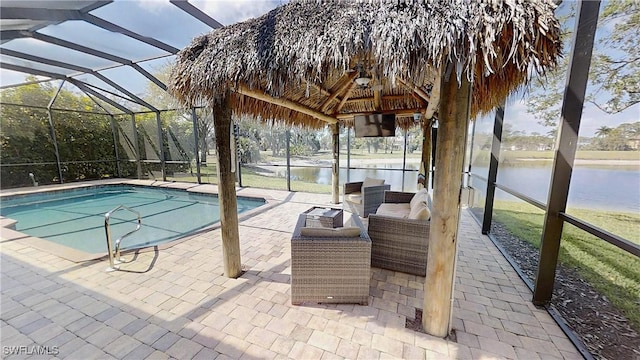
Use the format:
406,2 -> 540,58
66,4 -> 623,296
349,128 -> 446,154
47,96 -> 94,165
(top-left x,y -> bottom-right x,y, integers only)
491,200 -> 640,330
258,150 -> 422,163
166,164 -> 332,194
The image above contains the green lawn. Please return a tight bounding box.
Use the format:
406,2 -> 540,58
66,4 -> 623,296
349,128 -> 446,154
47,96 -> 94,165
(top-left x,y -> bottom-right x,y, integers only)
166,164 -> 332,194
258,150 -> 422,163
491,200 -> 640,330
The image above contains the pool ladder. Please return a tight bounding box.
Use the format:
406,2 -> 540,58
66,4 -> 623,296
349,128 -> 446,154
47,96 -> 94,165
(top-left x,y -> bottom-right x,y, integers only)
104,205 -> 141,272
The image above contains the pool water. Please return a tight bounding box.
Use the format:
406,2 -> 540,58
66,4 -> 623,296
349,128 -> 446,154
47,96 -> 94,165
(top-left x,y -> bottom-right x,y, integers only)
0,185 -> 265,253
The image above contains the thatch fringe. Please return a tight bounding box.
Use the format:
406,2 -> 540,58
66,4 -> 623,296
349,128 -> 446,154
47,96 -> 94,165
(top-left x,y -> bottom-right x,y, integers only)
169,0 -> 561,127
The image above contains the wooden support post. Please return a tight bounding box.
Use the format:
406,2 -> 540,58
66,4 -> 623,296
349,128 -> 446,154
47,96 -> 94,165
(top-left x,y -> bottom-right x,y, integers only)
213,92 -> 242,278
533,0 -> 600,305
332,123 -> 340,204
422,67 -> 471,337
419,120 -> 432,190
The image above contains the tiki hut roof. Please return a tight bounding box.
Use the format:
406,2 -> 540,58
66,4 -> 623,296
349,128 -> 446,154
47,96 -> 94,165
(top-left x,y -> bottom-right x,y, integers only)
169,0 -> 561,129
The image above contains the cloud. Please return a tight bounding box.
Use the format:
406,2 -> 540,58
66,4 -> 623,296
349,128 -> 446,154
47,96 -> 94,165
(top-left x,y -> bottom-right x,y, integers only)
193,0 -> 283,25
135,0 -> 172,14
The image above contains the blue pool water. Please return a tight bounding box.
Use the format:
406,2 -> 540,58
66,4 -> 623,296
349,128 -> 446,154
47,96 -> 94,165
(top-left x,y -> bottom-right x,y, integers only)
0,185 -> 265,254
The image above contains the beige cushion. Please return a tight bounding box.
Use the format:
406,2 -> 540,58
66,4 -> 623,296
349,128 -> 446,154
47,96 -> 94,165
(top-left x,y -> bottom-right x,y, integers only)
362,177 -> 385,190
376,203 -> 411,218
300,226 -> 362,237
409,188 -> 429,209
408,203 -> 431,220
346,192 -> 362,204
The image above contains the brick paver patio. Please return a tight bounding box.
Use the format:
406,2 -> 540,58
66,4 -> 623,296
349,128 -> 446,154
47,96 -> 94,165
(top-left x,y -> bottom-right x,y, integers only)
1,180 -> 583,359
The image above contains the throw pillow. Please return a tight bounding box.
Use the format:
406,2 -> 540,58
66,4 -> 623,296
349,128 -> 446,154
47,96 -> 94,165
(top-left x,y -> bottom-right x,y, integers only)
300,226 -> 362,237
408,203 -> 431,220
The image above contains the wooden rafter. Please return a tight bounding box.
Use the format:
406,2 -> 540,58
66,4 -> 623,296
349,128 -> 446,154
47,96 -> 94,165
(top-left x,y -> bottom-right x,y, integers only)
333,81 -> 357,115
236,85 -> 337,124
397,78 -> 430,105
320,72 -> 358,113
302,80 -> 331,97
424,67 -> 442,119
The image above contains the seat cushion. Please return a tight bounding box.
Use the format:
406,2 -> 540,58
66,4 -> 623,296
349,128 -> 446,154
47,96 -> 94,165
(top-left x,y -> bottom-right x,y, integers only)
300,226 -> 362,237
376,203 -> 411,218
346,192 -> 362,204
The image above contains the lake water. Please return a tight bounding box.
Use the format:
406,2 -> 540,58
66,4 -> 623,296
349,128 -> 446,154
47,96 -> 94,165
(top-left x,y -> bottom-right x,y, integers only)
269,163 -> 639,213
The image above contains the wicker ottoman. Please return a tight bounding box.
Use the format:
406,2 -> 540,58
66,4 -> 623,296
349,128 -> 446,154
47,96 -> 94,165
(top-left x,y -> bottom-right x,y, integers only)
291,213 -> 371,305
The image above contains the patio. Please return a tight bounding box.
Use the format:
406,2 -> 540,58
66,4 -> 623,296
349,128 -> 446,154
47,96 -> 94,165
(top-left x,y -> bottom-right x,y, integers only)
1,180 -> 582,359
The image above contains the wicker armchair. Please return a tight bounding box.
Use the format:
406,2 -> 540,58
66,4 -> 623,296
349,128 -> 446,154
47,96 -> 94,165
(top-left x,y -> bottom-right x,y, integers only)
290,213 -> 371,305
343,180 -> 390,217
367,191 -> 430,276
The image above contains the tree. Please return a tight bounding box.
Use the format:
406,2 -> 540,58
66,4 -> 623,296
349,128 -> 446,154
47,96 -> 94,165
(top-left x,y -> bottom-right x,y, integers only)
0,79 -> 135,187
595,126 -> 613,137
526,0 -> 639,125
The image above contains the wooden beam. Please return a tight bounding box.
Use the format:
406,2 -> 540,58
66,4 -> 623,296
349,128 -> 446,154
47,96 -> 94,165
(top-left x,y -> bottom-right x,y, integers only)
424,67 -> 442,120
422,64 -> 471,337
345,94 -> 409,103
335,108 -> 423,120
213,91 -> 242,278
419,119 -> 432,190
332,123 -> 340,204
334,81 -> 357,114
303,80 -> 331,97
373,88 -> 381,111
397,78 -> 431,104
320,72 -> 358,113
235,85 -> 337,124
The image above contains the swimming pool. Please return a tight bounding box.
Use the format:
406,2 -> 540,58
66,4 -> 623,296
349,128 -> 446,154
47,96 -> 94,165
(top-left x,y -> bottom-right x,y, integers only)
0,185 -> 265,254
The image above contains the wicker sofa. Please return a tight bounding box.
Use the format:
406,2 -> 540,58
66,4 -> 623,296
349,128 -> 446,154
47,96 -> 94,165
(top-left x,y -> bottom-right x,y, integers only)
343,177 -> 390,217
290,212 -> 371,305
367,189 -> 431,276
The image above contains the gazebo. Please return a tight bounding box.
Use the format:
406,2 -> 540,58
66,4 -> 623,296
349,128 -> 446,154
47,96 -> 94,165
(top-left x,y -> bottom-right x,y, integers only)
169,1 -> 561,337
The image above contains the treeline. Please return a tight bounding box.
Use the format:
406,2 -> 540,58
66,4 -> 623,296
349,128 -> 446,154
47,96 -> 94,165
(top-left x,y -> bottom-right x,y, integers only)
0,81 -> 195,188
474,122 -> 640,152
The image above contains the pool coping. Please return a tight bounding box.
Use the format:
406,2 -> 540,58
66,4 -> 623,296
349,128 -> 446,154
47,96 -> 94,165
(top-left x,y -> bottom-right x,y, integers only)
0,179 -> 279,263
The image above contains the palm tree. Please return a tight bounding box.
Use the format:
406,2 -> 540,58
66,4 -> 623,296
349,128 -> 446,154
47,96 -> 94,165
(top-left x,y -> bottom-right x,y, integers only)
595,126 -> 613,137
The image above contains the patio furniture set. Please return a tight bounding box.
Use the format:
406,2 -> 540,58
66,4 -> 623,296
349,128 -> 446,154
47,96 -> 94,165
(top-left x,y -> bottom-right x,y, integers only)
290,178 -> 432,305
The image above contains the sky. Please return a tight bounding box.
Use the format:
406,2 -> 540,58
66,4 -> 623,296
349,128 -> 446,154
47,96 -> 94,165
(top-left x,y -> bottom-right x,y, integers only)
1,0 -> 637,137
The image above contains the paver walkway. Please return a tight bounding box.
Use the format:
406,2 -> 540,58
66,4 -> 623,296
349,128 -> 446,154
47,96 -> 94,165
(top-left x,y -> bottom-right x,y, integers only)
0,180 -> 583,359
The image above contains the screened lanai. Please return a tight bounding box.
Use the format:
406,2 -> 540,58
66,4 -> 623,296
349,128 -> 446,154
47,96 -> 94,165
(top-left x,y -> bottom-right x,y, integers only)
1,1 -> 639,359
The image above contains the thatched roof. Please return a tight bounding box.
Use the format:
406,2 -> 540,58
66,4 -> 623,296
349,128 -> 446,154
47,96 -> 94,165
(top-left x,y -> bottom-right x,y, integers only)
169,0 -> 561,129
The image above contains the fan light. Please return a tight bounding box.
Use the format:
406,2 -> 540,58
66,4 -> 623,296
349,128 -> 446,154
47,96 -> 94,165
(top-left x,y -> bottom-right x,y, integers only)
355,76 -> 372,87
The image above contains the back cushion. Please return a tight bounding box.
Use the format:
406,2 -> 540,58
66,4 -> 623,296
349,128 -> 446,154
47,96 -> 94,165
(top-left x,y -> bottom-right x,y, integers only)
408,203 -> 431,221
362,177 -> 385,188
409,188 -> 429,209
